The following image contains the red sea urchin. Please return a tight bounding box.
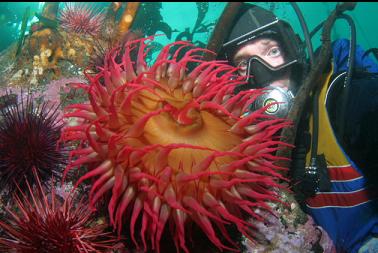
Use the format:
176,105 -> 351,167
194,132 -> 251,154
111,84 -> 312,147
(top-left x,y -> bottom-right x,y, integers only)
59,3 -> 105,37
0,93 -> 64,193
61,37 -> 292,252
0,168 -> 117,253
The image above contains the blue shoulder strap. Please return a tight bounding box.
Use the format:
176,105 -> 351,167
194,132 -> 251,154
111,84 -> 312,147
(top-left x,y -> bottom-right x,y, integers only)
332,38 -> 378,73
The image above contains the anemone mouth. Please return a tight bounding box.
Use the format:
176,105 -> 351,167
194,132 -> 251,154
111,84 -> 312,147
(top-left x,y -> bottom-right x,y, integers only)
120,84 -> 242,175
62,37 -> 292,253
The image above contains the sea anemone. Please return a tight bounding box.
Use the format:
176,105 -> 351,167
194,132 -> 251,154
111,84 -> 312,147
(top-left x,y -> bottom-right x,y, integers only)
61,37 -> 291,252
0,168 -> 117,253
59,3 -> 105,37
0,93 -> 64,194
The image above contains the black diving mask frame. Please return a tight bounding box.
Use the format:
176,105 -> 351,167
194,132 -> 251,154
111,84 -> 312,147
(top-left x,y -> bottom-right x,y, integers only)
221,17 -> 305,90
244,55 -> 298,88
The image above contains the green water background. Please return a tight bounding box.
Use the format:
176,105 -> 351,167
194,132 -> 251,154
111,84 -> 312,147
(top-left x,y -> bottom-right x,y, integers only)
0,2 -> 377,62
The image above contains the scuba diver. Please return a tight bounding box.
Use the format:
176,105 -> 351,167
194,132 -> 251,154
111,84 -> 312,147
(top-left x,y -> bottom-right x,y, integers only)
218,3 -> 378,253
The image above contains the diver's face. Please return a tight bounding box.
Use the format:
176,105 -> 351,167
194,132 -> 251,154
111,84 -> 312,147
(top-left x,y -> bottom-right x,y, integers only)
232,37 -> 290,89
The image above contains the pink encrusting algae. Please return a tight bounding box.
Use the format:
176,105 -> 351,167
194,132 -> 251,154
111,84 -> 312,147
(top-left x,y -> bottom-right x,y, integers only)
60,36 -> 292,253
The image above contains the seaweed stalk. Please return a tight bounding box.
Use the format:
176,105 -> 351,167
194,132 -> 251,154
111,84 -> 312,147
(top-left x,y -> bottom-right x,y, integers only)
101,2 -> 122,42
41,2 -> 60,21
15,7 -> 30,58
204,2 -> 243,61
118,2 -> 140,38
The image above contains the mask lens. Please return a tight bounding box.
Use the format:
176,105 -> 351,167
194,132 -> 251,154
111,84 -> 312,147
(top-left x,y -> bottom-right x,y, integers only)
235,59 -> 248,75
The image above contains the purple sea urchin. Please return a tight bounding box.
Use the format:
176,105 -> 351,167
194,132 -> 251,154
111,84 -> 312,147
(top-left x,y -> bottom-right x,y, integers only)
59,3 -> 105,37
89,30 -> 144,74
0,93 -> 64,193
0,168 -> 117,253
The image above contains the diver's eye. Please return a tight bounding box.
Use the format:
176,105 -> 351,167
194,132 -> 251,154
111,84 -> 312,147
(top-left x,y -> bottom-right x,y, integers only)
267,46 -> 281,58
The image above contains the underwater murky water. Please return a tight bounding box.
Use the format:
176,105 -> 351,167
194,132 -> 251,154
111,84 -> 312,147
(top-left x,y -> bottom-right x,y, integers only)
1,2 -> 378,52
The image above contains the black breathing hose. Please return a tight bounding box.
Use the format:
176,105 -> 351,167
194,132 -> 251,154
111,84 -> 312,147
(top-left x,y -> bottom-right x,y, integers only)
290,2 -> 315,66
336,14 -> 356,140
290,2 -> 320,166
310,13 -> 357,143
310,22 -> 324,40
276,2 -> 357,169
310,14 -> 356,92
291,3 -> 357,166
